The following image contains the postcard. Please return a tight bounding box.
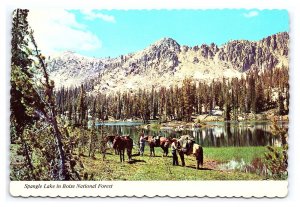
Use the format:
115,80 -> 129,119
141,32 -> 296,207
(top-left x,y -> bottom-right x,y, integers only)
10,8 -> 289,197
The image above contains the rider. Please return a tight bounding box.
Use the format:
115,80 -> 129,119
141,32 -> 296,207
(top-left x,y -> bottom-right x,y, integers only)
171,139 -> 179,166
139,133 -> 146,156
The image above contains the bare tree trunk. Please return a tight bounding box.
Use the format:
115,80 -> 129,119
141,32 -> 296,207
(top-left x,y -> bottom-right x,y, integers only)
20,134 -> 36,180
89,136 -> 93,157
50,116 -> 67,180
101,119 -> 106,161
30,34 -> 67,180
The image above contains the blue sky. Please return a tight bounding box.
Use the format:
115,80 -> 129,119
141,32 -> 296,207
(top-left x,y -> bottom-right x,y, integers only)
29,9 -> 289,58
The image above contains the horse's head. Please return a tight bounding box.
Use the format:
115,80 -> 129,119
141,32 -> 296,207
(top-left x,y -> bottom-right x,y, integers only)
170,138 -> 177,143
170,138 -> 177,146
186,139 -> 195,152
106,135 -> 115,143
112,136 -> 121,149
122,135 -> 130,140
178,135 -> 195,154
145,136 -> 154,143
163,139 -> 170,148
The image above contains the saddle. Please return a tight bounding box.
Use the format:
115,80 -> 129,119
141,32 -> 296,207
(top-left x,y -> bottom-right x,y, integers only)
155,136 -> 160,146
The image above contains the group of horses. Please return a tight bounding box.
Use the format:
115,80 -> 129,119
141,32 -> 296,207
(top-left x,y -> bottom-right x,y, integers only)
106,134 -> 204,169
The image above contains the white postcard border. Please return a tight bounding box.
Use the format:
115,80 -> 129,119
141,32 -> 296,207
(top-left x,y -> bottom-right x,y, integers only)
3,0 -> 300,203
10,181 -> 288,197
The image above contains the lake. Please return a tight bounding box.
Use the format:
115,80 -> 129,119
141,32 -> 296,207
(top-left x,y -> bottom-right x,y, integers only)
95,121 -> 288,147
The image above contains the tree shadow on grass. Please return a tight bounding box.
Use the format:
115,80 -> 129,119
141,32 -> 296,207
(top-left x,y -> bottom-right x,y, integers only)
184,165 -> 213,170
132,153 -> 142,157
128,159 -> 146,164
132,153 -> 172,158
149,155 -> 169,158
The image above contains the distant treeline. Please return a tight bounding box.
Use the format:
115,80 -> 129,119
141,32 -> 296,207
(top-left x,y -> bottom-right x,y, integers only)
56,66 -> 289,124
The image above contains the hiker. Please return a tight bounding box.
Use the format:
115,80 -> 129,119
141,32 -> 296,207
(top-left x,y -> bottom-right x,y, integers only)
139,133 -> 146,156
171,138 -> 179,166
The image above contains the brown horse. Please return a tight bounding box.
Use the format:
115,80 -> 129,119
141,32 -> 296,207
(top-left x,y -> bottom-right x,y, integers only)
112,135 -> 133,162
177,135 -> 204,169
106,135 -> 118,154
144,136 -> 173,157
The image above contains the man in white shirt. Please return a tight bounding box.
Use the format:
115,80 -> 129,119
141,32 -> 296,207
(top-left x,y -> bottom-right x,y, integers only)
171,139 -> 179,166
139,133 -> 146,156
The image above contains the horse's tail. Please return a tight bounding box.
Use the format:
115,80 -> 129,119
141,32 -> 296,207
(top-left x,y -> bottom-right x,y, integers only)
129,138 -> 134,149
127,138 -> 133,161
198,146 -> 204,166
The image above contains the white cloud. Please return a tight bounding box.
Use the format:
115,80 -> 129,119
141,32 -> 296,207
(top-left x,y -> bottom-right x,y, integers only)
243,11 -> 259,18
80,9 -> 116,23
28,9 -> 101,55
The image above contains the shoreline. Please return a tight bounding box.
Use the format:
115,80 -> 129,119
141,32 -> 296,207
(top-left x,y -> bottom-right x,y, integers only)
92,110 -> 288,131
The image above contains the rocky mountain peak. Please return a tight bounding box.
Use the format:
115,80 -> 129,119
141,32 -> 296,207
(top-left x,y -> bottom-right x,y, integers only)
217,32 -> 289,71
52,50 -> 80,60
150,37 -> 181,52
48,32 -> 289,92
124,37 -> 181,76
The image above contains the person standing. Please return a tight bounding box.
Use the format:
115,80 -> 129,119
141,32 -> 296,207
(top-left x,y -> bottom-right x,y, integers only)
171,139 -> 179,166
139,133 -> 146,156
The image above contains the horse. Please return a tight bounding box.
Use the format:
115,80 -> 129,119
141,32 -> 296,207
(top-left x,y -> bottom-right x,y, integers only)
177,135 -> 204,169
112,135 -> 133,162
144,136 -> 173,157
106,135 -> 116,144
105,135 -> 119,154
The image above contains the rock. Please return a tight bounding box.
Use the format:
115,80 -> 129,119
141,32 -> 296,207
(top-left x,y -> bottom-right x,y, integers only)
193,57 -> 199,63
216,32 -> 288,72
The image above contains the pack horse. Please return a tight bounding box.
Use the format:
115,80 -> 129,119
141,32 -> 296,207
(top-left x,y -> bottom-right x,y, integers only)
177,135 -> 204,169
112,135 -> 133,162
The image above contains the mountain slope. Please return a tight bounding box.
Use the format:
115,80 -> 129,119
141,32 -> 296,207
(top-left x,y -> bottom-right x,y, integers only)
47,32 -> 289,92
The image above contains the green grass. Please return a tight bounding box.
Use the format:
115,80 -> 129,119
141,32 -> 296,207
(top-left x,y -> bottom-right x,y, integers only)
149,123 -> 161,130
78,145 -> 265,181
10,144 -> 269,180
204,146 -> 267,163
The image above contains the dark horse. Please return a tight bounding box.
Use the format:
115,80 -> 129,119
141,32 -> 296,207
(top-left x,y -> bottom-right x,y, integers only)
106,135 -> 119,155
177,135 -> 204,169
112,135 -> 133,162
144,136 -> 173,157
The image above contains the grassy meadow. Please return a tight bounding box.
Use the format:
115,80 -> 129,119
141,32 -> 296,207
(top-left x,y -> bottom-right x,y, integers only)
77,145 -> 266,180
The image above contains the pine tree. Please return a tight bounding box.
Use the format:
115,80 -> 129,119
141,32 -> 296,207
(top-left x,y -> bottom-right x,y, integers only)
77,84 -> 87,127
88,120 -> 97,157
249,73 -> 257,113
67,101 -> 73,123
159,87 -> 166,121
278,92 -> 285,115
223,79 -> 231,121
10,9 -> 35,138
255,79 -> 265,113
10,9 -> 71,180
182,78 -> 194,121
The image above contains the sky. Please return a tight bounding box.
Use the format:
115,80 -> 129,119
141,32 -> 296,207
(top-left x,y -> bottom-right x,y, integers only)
28,9 -> 289,58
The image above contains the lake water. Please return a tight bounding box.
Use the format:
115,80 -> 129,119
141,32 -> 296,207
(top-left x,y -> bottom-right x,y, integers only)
95,121 -> 288,147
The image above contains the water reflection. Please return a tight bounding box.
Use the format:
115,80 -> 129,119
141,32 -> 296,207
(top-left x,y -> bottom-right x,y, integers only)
96,121 -> 287,147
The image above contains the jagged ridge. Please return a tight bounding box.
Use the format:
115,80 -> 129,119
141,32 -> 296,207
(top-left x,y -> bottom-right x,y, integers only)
47,32 -> 289,92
